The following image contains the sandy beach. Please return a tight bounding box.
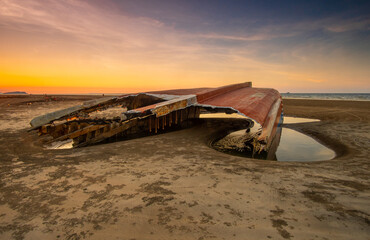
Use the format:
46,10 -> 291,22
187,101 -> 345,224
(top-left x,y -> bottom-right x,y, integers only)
0,95 -> 369,240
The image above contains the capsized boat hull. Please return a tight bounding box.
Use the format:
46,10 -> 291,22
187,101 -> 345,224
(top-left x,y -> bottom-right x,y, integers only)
30,82 -> 283,153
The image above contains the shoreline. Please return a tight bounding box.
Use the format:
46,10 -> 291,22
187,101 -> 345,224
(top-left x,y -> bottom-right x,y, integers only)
283,97 -> 370,102
2,93 -> 370,101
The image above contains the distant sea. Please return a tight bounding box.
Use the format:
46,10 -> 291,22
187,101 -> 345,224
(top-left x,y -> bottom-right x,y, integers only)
281,93 -> 370,101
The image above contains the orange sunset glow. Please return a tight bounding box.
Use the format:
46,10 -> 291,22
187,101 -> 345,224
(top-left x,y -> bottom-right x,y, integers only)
0,0 -> 369,94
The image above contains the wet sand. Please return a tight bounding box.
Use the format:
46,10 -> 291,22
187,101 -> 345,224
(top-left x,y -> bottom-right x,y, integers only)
0,95 -> 369,240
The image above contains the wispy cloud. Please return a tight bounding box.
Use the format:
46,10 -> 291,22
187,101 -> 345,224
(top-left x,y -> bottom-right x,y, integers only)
0,0 -> 159,44
198,32 -> 295,42
207,16 -> 368,38
323,17 -> 370,33
0,0 -> 369,92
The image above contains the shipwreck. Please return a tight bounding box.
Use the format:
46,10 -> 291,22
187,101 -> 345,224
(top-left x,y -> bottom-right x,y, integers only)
30,82 -> 283,156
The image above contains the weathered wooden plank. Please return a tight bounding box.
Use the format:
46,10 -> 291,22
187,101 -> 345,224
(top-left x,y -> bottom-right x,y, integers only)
30,97 -> 116,129
149,117 -> 152,132
75,119 -> 138,147
169,112 -> 172,127
47,124 -> 106,143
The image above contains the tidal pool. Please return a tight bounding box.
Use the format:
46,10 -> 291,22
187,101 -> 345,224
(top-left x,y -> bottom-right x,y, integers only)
212,118 -> 335,162
275,128 -> 335,161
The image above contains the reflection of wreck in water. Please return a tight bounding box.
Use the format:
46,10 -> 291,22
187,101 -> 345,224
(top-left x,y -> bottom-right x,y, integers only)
30,82 -> 283,156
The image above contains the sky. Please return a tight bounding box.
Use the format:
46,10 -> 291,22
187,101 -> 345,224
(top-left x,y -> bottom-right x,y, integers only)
0,0 -> 369,94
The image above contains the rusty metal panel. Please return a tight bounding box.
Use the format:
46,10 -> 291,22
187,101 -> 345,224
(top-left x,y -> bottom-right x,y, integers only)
196,87 -> 281,127
152,81 -> 280,129
30,81 -> 283,152
196,82 -> 252,102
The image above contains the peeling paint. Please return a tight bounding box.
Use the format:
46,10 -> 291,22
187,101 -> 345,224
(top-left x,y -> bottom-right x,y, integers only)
29,82 -> 283,154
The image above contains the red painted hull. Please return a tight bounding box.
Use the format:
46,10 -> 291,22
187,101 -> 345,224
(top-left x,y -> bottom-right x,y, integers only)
30,82 -> 283,151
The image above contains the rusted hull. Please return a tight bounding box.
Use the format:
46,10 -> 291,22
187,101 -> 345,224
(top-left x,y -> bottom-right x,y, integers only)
30,82 -> 283,153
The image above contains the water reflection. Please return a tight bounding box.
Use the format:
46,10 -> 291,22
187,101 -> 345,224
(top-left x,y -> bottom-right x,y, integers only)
46,139 -> 73,149
212,127 -> 335,162
284,117 -> 320,124
199,113 -> 247,119
276,128 -> 335,161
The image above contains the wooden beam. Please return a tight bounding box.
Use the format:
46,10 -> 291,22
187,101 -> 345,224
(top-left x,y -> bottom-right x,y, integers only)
47,124 -> 106,144
75,119 -> 138,147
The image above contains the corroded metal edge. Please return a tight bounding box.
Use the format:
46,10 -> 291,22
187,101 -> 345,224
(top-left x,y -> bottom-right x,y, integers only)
30,82 -> 283,152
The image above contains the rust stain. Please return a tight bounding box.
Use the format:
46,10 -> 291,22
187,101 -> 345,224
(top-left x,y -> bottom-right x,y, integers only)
30,82 -> 283,154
